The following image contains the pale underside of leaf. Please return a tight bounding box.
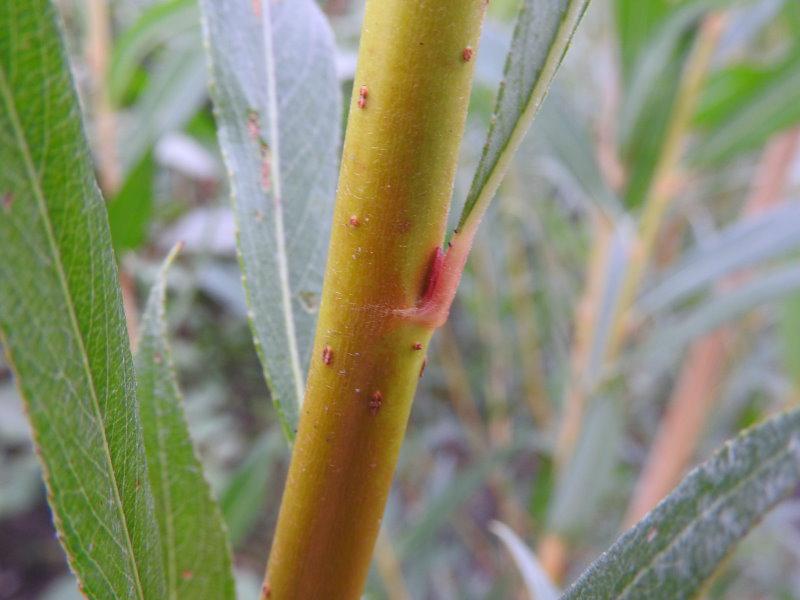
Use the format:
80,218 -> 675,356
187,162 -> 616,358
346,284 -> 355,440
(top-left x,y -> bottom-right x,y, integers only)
200,0 -> 341,440
562,409 -> 800,599
640,264 -> 800,371
135,246 -> 235,600
638,202 -> 800,316
490,521 -> 560,600
0,2 -> 164,598
458,0 -> 590,233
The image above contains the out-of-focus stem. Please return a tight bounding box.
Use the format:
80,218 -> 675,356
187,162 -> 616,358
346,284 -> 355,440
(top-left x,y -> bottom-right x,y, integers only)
553,213 -> 614,469
608,13 -> 727,358
86,0 -> 140,348
374,529 -> 411,600
263,2 -> 487,597
86,0 -> 120,194
540,14 -> 727,582
623,127 -> 800,527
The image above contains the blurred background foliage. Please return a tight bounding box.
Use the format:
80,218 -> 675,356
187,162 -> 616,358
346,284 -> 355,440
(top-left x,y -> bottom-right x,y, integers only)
3,0 -> 800,598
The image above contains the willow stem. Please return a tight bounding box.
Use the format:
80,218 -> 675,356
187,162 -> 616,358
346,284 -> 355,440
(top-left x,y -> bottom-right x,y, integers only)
263,2 -> 487,597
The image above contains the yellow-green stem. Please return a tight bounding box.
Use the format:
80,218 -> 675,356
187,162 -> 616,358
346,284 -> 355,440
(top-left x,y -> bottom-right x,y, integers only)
607,13 -> 727,358
263,2 -> 486,597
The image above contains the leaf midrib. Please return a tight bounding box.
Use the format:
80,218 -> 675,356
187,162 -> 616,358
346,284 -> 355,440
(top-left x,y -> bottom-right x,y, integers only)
260,0 -> 306,410
0,62 -> 147,600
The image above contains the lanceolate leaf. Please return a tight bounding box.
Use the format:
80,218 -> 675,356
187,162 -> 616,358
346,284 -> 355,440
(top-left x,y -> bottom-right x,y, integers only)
458,0 -> 590,231
0,2 -> 164,598
121,32 -> 208,175
490,521 -> 560,600
135,246 -> 235,599
200,0 -> 341,439
563,409 -> 800,599
641,264 -> 800,369
109,0 -> 199,105
690,49 -> 800,166
638,202 -> 800,316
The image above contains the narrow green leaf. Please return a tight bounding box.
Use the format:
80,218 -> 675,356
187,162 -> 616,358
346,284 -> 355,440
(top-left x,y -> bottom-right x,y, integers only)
120,32 -> 208,175
690,49 -> 800,166
220,430 -> 286,547
534,89 -> 622,213
616,0 -> 720,207
490,521 -> 560,600
458,0 -> 590,231
108,152 -> 154,253
638,203 -> 800,316
641,265 -> 800,370
548,398 -> 624,536
109,0 -> 199,105
200,0 -> 342,439
0,2 -> 164,598
614,0 -> 673,84
135,246 -> 235,600
563,409 -> 800,599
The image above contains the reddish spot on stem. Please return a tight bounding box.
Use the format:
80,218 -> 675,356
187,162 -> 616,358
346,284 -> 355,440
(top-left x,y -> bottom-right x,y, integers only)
412,342 -> 423,351
2,192 -> 13,213
181,570 -> 193,581
252,0 -> 261,17
369,391 -> 383,415
349,214 -> 360,227
322,345 -> 334,365
358,85 -> 368,109
393,225 -> 477,329
462,46 -> 474,62
261,582 -> 272,599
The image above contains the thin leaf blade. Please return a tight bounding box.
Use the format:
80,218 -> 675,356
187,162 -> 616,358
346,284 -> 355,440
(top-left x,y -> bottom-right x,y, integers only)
0,2 -> 164,597
562,409 -> 800,599
200,0 -> 341,438
458,0 -> 590,231
638,203 -> 800,316
135,247 -> 236,599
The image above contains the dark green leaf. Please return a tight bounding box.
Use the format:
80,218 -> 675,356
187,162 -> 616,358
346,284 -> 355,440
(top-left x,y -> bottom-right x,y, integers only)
108,152 -> 154,253
200,0 -> 342,439
690,50 -> 800,166
614,0 -> 673,84
0,2 -> 164,597
135,246 -> 236,599
220,431 -> 286,547
563,409 -> 800,599
616,0 -> 717,207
